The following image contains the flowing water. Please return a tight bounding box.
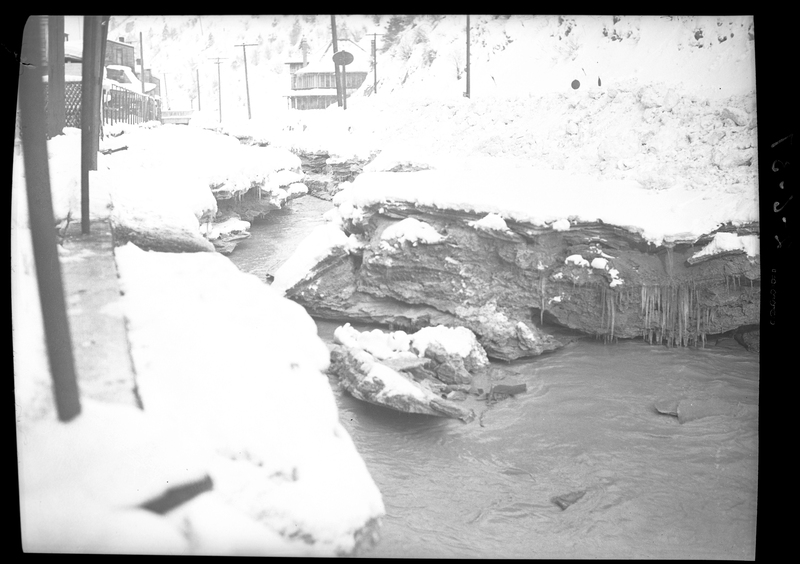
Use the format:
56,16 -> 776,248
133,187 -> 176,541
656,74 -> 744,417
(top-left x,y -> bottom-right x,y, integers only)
228,196 -> 759,560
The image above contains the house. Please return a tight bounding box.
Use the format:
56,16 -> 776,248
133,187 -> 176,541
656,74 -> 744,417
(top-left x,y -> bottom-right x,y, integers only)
285,38 -> 371,110
105,37 -> 136,69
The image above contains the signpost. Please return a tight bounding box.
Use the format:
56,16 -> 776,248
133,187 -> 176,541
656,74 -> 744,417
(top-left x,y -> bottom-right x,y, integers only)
332,50 -> 353,110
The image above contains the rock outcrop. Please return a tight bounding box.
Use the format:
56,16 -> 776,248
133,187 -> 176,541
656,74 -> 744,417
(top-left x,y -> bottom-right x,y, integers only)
280,196 -> 759,359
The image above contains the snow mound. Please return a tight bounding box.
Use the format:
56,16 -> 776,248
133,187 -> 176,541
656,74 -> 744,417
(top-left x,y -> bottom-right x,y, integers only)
114,243 -> 384,555
468,213 -> 510,233
380,217 -> 446,245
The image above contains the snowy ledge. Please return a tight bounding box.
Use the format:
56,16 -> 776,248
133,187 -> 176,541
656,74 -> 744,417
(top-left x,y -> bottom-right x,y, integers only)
333,164 -> 758,247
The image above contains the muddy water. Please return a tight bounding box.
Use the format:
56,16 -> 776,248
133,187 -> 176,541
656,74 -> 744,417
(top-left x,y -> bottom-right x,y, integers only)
228,196 -> 758,560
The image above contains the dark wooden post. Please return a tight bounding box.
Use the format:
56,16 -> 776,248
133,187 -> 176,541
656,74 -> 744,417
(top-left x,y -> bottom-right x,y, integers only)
80,16 -> 109,234
47,16 -> 66,138
19,16 -> 82,422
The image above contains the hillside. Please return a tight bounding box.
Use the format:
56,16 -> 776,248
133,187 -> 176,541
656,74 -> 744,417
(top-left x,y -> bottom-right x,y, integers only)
109,15 -> 755,114
107,15 -> 387,117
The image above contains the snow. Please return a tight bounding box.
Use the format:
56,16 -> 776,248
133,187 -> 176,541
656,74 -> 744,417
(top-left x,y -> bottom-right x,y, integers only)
14,124 -> 383,555
468,213 -> 510,233
270,223 -> 352,295
15,13 -> 762,555
691,232 -> 760,260
335,323 -> 487,369
551,218 -> 571,231
380,217 -> 446,245
367,362 -> 429,402
410,325 -> 482,359
333,164 -> 758,247
334,324 -> 414,361
565,254 -> 590,267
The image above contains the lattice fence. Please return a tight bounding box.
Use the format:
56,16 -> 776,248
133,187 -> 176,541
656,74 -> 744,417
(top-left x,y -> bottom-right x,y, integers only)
65,83 -> 82,127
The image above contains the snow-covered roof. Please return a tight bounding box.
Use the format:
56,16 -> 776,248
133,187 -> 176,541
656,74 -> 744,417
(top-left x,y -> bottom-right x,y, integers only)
65,41 -> 82,61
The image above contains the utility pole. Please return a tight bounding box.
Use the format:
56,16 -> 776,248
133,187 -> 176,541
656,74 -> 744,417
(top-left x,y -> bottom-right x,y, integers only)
210,57 -> 227,122
163,72 -> 170,110
465,15 -> 471,98
139,32 -> 146,94
331,15 -> 342,107
196,68 -> 201,111
370,32 -> 384,94
234,42 -> 258,119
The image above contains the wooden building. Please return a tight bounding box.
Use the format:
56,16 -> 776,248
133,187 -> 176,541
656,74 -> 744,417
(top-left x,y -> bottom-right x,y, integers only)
105,37 -> 135,69
285,38 -> 370,110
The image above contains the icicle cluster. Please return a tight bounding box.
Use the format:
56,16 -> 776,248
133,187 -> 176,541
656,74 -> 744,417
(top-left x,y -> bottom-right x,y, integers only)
639,282 -> 713,348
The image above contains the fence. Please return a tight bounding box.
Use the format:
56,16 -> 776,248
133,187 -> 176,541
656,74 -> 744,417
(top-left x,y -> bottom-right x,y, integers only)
104,84 -> 161,126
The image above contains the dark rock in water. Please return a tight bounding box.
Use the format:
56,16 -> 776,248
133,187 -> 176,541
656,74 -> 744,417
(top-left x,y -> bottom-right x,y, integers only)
551,490 -> 586,510
654,397 -> 742,423
733,324 -> 759,352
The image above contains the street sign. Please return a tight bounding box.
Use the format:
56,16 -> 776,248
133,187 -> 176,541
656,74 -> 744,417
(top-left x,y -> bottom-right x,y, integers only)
332,50 -> 354,66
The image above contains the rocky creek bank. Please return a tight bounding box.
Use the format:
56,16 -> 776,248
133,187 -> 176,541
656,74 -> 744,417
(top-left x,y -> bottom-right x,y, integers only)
281,199 -> 759,360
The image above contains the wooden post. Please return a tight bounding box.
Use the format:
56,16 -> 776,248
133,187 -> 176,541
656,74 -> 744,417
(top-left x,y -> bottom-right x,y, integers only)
19,16 -> 82,422
196,68 -> 201,111
81,16 -> 102,233
331,15 -> 342,107
47,16 -> 66,138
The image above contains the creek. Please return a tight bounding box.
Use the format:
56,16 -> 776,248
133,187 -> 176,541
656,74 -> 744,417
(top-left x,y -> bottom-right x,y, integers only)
227,195 -> 758,559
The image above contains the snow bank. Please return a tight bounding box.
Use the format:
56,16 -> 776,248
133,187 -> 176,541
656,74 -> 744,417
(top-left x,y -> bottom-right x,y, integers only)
114,243 -> 384,555
334,164 -> 759,246
19,400 -> 212,554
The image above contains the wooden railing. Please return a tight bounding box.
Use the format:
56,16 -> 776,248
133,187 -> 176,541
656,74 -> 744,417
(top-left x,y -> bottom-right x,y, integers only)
103,84 -> 161,126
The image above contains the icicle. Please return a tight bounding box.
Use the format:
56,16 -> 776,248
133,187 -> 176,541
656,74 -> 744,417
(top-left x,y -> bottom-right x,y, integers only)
610,294 -> 616,343
540,276 -> 546,326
